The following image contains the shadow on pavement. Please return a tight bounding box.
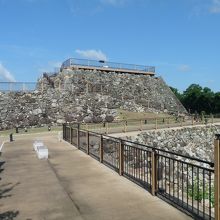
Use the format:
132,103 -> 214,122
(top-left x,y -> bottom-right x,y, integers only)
0,210 -> 19,220
0,160 -> 20,220
0,182 -> 20,199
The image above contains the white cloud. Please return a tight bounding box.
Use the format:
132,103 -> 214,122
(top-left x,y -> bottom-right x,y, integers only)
178,64 -> 191,72
75,49 -> 107,61
189,0 -> 220,16
0,63 -> 16,82
210,0 -> 220,13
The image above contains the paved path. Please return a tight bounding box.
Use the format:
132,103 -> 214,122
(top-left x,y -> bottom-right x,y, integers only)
0,133 -> 192,220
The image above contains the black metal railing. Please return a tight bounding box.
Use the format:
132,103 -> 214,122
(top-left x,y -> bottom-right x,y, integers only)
123,142 -> 152,190
61,58 -> 155,73
88,131 -> 100,160
102,136 -> 120,172
156,151 -> 214,219
63,123 -> 215,220
79,130 -> 87,153
71,128 -> 78,146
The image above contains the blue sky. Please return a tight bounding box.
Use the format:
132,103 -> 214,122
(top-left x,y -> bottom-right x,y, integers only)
0,0 -> 220,92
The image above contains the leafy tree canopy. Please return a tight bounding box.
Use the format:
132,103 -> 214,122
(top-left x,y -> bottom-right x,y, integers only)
170,84 -> 220,114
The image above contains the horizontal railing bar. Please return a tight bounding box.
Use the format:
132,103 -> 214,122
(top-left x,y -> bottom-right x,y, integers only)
157,153 -> 214,172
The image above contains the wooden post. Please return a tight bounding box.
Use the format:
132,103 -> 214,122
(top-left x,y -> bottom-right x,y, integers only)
155,118 -> 157,130
214,134 -> 220,220
192,116 -> 194,126
151,150 -> 157,196
106,122 -> 109,134
201,115 -> 204,124
181,117 -> 183,127
212,115 -> 214,124
87,131 -> 90,155
100,135 -> 103,163
100,123 -> 102,133
119,140 -> 124,176
124,121 -> 127,133
140,120 -> 142,131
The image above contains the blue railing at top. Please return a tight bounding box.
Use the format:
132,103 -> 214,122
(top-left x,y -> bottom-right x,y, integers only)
61,58 -> 155,73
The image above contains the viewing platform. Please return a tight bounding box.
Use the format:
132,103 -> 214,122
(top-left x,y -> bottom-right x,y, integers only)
61,58 -> 156,76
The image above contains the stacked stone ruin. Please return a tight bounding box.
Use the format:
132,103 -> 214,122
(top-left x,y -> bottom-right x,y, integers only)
0,69 -> 187,130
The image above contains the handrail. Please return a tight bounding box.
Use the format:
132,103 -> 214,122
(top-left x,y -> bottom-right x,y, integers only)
72,125 -> 214,167
61,58 -> 156,73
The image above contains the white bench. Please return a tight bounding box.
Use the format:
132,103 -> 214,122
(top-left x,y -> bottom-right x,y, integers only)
36,145 -> 48,159
33,140 -> 44,151
33,141 -> 48,159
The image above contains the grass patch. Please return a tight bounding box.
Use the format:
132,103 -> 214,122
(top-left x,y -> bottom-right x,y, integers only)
0,126 -> 62,137
117,109 -> 171,120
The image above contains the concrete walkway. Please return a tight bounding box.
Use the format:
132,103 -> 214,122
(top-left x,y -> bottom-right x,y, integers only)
0,133 -> 192,220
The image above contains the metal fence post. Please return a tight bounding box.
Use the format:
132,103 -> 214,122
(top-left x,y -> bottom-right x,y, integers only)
151,150 -> 158,196
119,140 -> 124,176
214,134 -> 220,220
70,127 -> 72,144
63,124 -> 66,140
100,135 -> 103,163
87,131 -> 90,155
77,123 -> 80,149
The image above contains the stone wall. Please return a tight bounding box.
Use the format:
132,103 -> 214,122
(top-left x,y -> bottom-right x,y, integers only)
126,125 -> 220,163
0,70 -> 187,130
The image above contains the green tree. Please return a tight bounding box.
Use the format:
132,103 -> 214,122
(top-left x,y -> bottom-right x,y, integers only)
182,84 -> 203,113
170,84 -> 219,114
214,92 -> 220,114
